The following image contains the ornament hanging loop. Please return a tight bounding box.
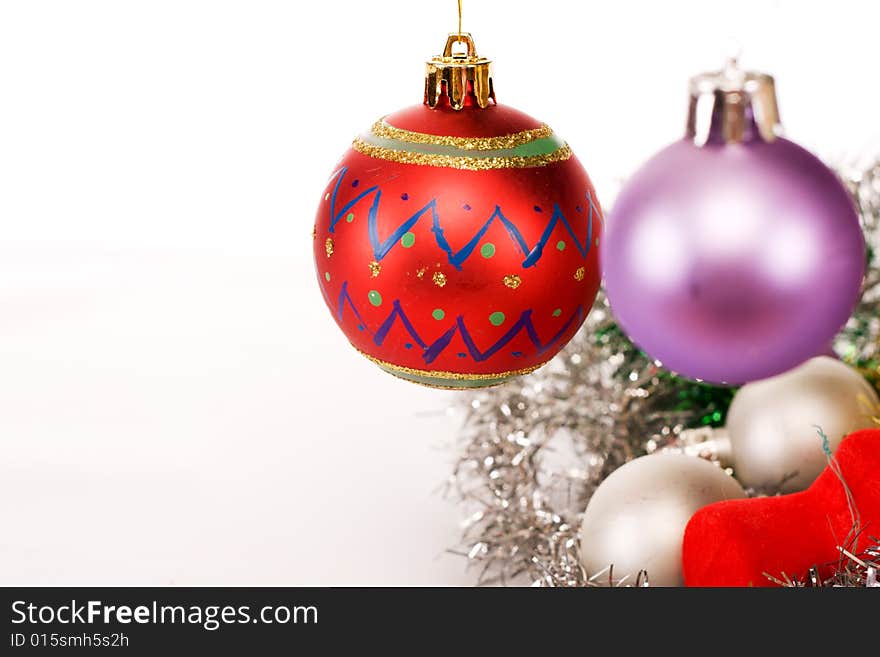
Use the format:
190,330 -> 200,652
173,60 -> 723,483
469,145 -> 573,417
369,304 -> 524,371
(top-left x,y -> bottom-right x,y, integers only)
443,32 -> 477,59
425,32 -> 495,110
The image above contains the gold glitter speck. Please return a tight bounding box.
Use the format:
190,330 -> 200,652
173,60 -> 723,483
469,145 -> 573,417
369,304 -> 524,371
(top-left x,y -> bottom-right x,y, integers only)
574,266 -> 585,281
312,225 -> 317,239
368,260 -> 381,277
325,237 -> 334,258
503,274 -> 522,290
432,271 -> 447,287
416,267 -> 427,279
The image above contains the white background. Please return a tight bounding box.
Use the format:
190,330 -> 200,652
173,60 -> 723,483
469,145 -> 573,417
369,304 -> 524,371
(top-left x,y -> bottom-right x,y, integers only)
1,0 -> 878,585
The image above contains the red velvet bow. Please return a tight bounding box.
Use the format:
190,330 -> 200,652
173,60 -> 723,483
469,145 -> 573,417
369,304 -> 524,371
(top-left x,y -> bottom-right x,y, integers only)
683,429 -> 880,586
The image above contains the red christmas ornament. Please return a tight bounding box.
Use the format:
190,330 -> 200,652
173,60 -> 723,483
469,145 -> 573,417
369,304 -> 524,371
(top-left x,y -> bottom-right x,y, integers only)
682,429 -> 880,587
312,33 -> 603,388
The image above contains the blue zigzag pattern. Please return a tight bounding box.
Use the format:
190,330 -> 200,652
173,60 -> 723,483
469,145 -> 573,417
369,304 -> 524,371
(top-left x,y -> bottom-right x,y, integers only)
336,281 -> 584,365
327,167 -> 600,271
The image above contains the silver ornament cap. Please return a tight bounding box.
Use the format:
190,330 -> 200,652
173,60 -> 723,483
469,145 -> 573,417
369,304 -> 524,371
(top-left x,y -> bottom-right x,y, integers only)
686,58 -> 782,146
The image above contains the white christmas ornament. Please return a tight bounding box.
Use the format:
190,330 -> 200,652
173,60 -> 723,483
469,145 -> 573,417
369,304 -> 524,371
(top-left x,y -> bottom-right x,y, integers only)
726,355 -> 879,493
578,453 -> 745,586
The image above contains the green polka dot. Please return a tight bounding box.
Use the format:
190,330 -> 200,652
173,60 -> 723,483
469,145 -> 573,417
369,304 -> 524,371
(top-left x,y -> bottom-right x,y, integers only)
431,308 -> 445,320
346,213 -> 355,223
552,308 -> 562,317
480,243 -> 496,258
488,311 -> 506,326
324,272 -> 331,282
556,240 -> 566,251
368,290 -> 382,307
401,232 -> 416,248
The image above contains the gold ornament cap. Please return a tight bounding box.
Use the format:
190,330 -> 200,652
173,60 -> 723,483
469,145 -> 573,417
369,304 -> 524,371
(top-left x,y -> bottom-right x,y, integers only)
686,59 -> 782,146
425,33 -> 495,110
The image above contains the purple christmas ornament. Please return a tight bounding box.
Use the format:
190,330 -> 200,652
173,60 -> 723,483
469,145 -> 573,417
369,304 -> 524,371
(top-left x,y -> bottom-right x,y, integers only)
602,66 -> 865,385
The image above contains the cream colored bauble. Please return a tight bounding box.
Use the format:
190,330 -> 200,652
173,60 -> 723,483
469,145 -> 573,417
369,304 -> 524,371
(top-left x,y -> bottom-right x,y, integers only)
578,453 -> 745,586
727,356 -> 878,493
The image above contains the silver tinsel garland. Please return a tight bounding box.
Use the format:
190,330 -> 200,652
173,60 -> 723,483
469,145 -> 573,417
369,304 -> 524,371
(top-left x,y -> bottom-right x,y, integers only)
449,154 -> 880,587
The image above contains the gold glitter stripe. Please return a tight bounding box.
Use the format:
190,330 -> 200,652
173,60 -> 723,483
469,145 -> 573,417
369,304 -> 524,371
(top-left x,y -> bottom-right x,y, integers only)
371,119 -> 554,150
356,348 -> 551,381
351,138 -> 572,170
